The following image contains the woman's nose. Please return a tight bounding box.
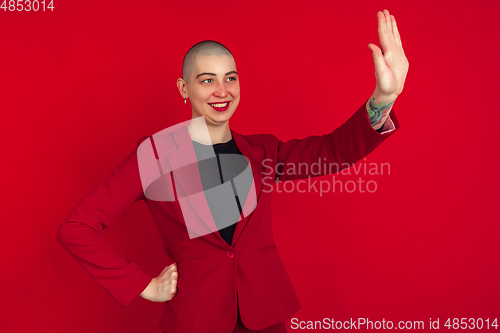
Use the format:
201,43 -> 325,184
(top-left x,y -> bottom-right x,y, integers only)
214,82 -> 228,98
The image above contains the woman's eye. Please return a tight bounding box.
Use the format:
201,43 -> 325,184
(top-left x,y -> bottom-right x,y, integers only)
202,77 -> 236,83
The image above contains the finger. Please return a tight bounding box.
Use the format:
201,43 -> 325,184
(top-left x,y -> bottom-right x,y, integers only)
161,263 -> 177,275
384,9 -> 396,43
391,14 -> 402,48
377,11 -> 392,53
368,43 -> 387,73
172,271 -> 179,280
383,9 -> 393,36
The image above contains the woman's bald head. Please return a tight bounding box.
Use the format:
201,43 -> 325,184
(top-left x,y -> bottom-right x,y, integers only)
182,40 -> 235,83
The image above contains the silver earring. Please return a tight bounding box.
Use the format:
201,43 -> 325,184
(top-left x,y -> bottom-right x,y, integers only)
184,96 -> 187,104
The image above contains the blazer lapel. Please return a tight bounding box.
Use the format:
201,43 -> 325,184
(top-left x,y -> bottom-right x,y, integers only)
152,126 -> 265,249
161,126 -> 228,246
229,129 -> 265,247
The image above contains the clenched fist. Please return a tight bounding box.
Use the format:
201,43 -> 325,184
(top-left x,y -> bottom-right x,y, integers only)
140,263 -> 178,302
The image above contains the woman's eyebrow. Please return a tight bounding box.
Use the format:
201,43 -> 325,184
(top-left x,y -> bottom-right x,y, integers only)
196,71 -> 238,78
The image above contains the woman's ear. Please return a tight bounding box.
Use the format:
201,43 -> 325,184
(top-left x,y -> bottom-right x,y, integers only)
176,78 -> 187,98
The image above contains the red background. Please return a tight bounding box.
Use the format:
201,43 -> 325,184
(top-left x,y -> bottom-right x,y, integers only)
1,0 -> 499,332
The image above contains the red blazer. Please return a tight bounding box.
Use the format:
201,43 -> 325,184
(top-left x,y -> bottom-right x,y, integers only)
57,99 -> 399,333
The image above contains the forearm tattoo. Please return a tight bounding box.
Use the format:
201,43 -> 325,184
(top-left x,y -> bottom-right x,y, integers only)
367,98 -> 394,128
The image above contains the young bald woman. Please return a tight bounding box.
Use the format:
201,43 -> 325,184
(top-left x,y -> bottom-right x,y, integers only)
57,9 -> 408,333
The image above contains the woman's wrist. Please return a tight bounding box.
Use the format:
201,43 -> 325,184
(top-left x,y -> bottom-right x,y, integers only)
140,278 -> 155,300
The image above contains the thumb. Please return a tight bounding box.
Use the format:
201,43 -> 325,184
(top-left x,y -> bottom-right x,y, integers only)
368,43 -> 386,71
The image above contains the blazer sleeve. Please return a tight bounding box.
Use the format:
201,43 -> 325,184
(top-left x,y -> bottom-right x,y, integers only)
275,98 -> 400,182
56,138 -> 153,308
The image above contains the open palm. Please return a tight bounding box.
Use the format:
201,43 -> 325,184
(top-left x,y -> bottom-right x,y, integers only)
368,9 -> 409,97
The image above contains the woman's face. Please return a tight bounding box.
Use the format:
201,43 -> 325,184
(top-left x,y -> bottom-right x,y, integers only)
185,54 -> 240,125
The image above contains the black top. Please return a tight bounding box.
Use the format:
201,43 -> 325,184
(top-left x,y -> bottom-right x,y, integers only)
191,138 -> 248,246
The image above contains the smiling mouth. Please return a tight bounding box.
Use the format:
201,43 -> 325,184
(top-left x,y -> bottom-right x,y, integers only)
208,101 -> 230,112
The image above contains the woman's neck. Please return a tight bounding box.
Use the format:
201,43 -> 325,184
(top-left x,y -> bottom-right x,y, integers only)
208,123 -> 232,144
187,118 -> 232,145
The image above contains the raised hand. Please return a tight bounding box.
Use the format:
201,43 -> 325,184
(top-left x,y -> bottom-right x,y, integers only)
368,9 -> 409,99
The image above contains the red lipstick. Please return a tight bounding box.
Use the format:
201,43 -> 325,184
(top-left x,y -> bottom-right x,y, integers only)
209,101 -> 230,112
